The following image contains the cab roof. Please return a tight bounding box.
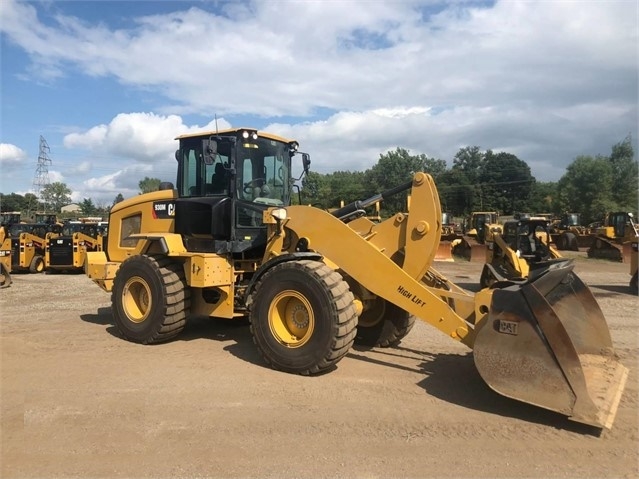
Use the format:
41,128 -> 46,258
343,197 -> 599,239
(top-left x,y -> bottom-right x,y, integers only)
175,127 -> 294,144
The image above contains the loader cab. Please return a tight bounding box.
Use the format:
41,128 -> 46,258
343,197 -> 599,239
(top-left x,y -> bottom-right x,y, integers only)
503,218 -> 551,261
469,212 -> 499,243
0,212 -> 21,228
561,213 -> 581,228
174,128 -> 307,256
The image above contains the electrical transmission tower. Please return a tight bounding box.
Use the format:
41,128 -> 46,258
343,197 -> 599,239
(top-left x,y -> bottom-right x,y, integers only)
29,135 -> 52,214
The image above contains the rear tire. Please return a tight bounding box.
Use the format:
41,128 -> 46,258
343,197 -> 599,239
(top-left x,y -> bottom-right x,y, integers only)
249,260 -> 358,375
355,297 -> 416,348
29,255 -> 44,273
630,272 -> 638,295
112,255 -> 190,344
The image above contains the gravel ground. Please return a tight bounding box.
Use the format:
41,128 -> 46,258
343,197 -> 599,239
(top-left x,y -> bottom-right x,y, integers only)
1,252 -> 637,479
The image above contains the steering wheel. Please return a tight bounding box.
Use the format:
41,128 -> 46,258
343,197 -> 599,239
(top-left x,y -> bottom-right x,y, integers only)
243,178 -> 266,194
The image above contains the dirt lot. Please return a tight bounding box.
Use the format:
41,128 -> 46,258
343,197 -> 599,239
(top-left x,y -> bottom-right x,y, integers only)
1,252 -> 637,479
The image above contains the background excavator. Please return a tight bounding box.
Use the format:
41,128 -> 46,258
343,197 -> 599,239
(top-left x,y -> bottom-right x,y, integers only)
84,127 -> 627,430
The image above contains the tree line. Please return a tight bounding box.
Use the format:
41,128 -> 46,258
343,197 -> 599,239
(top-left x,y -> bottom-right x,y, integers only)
1,138 -> 636,226
299,135 -> 637,225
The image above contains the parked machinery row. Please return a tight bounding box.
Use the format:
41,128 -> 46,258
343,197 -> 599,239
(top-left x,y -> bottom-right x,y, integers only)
0,213 -> 107,287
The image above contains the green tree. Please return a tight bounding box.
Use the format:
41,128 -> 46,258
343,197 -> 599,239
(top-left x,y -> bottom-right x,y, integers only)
139,177 -> 161,194
80,198 -> 96,215
436,169 -> 475,216
608,135 -> 638,212
113,193 -> 125,205
556,155 -> 614,224
527,181 -> 558,214
479,151 -> 534,216
0,193 -> 27,212
368,148 -> 444,215
40,182 -> 72,212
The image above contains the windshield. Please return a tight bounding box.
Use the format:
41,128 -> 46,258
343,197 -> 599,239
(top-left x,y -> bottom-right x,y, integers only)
566,214 -> 580,226
236,138 -> 290,207
178,135 -> 291,206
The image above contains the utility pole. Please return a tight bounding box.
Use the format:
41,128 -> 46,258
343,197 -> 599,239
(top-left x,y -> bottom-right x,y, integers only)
28,136 -> 52,216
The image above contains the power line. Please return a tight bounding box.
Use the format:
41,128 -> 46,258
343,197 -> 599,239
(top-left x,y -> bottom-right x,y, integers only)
29,136 -> 52,214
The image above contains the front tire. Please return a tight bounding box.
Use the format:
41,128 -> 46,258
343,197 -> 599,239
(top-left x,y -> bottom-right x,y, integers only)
29,255 -> 44,273
112,255 -> 190,344
249,260 -> 358,375
354,297 -> 416,348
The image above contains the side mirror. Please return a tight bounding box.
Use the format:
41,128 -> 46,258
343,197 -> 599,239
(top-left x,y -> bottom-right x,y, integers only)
174,150 -> 180,161
202,139 -> 218,165
302,153 -> 311,174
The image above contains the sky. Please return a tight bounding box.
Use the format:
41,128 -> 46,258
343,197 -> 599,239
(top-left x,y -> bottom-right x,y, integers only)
0,0 -> 637,207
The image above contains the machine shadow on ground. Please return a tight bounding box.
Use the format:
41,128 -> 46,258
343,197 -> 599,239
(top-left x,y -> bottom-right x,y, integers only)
349,342 -> 601,436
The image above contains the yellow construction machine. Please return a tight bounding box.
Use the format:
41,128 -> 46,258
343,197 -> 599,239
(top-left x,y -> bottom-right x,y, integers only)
8,221 -> 61,274
45,222 -> 105,273
435,212 -> 461,262
587,212 -> 637,262
0,212 -> 22,287
0,223 -> 12,288
480,216 -> 561,288
452,211 -> 502,262
549,213 -> 592,251
85,127 -> 627,429
630,240 -> 638,294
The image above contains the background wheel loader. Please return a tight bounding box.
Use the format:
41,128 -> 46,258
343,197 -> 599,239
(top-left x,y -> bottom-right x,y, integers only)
85,127 -> 627,429
452,211 -> 502,262
480,216 -> 561,288
587,212 -> 638,262
549,212 -> 593,251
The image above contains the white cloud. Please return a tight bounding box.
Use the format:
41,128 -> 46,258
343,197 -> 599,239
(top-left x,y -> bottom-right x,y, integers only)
3,0 -> 635,116
0,143 -> 28,167
1,0 -> 636,202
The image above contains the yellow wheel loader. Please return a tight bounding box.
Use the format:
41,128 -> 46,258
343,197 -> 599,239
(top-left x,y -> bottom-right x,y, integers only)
453,212 -> 502,262
480,217 -> 561,288
549,213 -> 593,251
45,222 -> 104,273
85,128 -> 627,429
588,212 -> 638,262
0,224 -> 12,288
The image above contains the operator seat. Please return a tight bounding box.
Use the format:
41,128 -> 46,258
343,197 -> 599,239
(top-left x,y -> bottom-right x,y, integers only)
210,163 -> 227,195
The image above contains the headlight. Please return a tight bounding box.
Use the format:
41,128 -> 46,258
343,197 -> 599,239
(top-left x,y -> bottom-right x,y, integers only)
241,130 -> 258,140
271,208 -> 287,221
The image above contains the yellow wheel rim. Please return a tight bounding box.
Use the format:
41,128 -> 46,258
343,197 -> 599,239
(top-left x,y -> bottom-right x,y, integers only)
268,290 -> 314,348
122,276 -> 152,323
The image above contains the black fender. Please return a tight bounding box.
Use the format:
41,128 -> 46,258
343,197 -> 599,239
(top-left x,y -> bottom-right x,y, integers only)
244,252 -> 323,307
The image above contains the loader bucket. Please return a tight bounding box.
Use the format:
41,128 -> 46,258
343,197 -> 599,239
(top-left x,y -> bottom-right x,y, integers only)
452,238 -> 486,263
435,240 -> 454,262
473,260 -> 628,429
